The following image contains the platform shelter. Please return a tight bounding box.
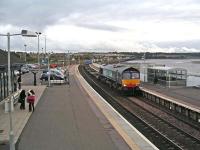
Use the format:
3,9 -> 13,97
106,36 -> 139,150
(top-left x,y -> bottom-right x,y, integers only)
147,66 -> 187,87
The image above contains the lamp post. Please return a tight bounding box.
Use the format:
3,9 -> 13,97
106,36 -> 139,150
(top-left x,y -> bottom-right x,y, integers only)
143,52 -> 146,82
35,32 -> 42,68
24,44 -> 27,63
168,71 -> 171,88
68,50 -> 70,68
47,52 -> 53,87
44,35 -> 46,55
42,48 -> 44,63
0,30 -> 36,150
7,33 -> 13,150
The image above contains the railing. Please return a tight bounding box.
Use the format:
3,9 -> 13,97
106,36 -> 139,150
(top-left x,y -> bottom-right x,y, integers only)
0,89 -> 22,113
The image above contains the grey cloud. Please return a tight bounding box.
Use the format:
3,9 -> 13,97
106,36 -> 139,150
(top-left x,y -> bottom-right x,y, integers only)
0,0 -> 120,29
1,0 -> 200,30
91,0 -> 200,23
0,0 -> 70,29
75,22 -> 127,32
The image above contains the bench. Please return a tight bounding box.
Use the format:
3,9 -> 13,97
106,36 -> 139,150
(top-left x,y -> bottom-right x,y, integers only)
0,89 -> 22,106
1,89 -> 22,112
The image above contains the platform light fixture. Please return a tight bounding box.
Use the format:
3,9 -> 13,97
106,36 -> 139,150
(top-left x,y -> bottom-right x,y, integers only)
48,51 -> 53,87
35,32 -> 42,68
24,44 -> 27,63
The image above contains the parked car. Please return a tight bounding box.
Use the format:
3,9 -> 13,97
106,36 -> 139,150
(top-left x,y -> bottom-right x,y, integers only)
21,66 -> 29,74
43,68 -> 64,76
42,69 -> 48,74
50,69 -> 65,78
40,72 -> 64,81
50,64 -> 57,68
26,64 -> 38,69
56,67 -> 65,74
14,70 -> 20,76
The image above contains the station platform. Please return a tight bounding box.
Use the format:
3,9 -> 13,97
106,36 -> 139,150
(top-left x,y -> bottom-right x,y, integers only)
16,65 -> 157,150
142,83 -> 200,110
17,66 -> 128,150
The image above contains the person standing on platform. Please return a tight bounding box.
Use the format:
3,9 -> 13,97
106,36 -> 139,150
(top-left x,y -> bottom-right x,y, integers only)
27,90 -> 36,112
17,75 -> 21,89
18,90 -> 26,110
14,74 -> 17,91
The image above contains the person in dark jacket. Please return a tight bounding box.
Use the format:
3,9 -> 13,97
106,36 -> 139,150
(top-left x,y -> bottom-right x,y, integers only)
19,90 -> 26,110
14,74 -> 17,91
17,75 -> 21,89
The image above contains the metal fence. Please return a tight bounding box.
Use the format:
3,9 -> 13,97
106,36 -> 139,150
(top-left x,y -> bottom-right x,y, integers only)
0,64 -> 21,102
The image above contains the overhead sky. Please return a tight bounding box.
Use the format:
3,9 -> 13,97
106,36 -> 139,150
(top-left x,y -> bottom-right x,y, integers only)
0,0 -> 200,53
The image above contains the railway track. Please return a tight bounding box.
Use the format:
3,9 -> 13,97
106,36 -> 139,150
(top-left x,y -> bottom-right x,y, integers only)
80,65 -> 200,150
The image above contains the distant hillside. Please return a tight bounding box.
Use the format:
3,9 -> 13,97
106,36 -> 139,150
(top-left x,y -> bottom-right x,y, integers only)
0,49 -> 23,65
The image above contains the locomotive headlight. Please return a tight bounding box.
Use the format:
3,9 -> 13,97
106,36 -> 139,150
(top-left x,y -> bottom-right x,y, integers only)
123,84 -> 127,87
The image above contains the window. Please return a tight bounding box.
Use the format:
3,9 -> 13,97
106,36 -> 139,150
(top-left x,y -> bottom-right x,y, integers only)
131,72 -> 139,79
55,72 -> 61,76
123,71 -> 140,79
122,72 -> 131,79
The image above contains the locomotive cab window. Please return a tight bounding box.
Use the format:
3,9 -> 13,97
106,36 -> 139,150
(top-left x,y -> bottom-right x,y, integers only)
122,72 -> 131,79
131,71 -> 139,79
122,71 -> 139,79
